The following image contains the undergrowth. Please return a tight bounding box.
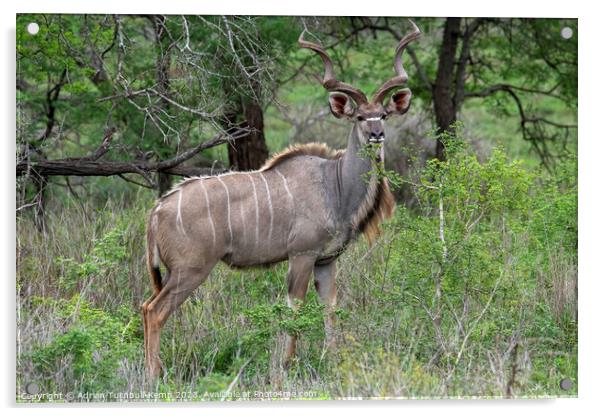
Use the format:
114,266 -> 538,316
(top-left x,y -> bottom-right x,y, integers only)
16,131 -> 577,401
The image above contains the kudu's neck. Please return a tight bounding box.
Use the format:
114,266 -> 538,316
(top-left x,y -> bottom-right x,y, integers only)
337,124 -> 383,223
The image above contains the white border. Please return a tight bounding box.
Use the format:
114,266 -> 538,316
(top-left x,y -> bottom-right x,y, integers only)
7,0 -> 581,18
3,1 -> 599,415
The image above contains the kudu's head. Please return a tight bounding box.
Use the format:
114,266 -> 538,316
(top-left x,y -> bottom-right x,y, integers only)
299,21 -> 420,146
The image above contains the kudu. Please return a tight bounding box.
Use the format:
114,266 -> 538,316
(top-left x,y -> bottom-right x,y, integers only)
142,21 -> 421,378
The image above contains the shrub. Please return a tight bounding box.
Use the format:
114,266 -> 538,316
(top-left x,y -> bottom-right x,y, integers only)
29,295 -> 141,395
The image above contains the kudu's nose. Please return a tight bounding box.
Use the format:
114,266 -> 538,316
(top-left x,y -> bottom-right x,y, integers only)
369,130 -> 385,143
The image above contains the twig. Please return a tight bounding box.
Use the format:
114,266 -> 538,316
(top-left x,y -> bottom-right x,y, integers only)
65,177 -> 91,223
15,202 -> 38,212
438,186 -> 448,261
74,127 -> 116,162
117,174 -> 154,189
452,271 -> 503,369
220,352 -> 257,401
505,341 -> 520,398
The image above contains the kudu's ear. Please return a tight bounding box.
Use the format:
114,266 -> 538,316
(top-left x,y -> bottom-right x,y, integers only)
386,88 -> 412,116
328,92 -> 356,119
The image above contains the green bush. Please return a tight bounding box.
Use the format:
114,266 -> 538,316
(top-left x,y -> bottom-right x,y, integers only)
57,226 -> 128,291
29,295 -> 140,395
17,126 -> 577,399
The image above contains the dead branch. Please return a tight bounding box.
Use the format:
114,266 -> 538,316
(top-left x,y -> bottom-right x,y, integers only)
465,84 -> 577,169
16,128 -> 248,179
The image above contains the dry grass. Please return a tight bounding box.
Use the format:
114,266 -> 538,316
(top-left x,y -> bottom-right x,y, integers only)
16,186 -> 577,401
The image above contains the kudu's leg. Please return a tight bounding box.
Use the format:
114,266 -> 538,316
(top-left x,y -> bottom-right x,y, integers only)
144,264 -> 215,379
284,254 -> 316,367
142,269 -> 171,370
314,261 -> 337,349
141,291 -> 158,373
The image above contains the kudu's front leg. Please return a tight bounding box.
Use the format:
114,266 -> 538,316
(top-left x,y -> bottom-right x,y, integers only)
314,261 -> 337,350
284,254 -> 316,367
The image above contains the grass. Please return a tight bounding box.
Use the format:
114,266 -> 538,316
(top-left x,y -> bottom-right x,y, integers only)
15,15 -> 578,402
16,140 -> 577,401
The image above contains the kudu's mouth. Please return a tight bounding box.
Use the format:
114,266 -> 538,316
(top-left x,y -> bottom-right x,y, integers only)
368,137 -> 385,144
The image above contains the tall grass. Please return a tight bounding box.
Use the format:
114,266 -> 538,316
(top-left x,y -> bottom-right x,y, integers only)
16,142 -> 577,402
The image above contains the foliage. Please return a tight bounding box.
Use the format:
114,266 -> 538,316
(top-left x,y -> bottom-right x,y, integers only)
359,143 -> 404,189
57,227 -> 127,291
28,295 -> 140,395
16,15 -> 577,402
16,13 -> 288,197
17,125 -> 577,400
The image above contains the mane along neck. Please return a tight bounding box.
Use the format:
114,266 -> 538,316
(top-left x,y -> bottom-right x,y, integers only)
161,142 -> 344,200
353,175 -> 395,245
259,142 -> 345,171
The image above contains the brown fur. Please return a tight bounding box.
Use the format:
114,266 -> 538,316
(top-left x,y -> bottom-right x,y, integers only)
145,211 -> 163,294
148,141 -> 394,295
159,143 -> 345,201
263,142 -> 395,245
357,177 -> 396,245
142,23 -> 417,378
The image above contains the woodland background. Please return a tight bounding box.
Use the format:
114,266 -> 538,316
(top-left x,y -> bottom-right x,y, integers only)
16,15 -> 577,400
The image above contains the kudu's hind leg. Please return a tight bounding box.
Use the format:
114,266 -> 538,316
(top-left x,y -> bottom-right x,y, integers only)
144,264 -> 215,379
141,291 -> 158,375
284,254 -> 316,367
314,261 -> 338,350
141,268 -> 171,373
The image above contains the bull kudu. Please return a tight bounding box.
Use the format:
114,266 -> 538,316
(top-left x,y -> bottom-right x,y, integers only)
142,21 -> 421,378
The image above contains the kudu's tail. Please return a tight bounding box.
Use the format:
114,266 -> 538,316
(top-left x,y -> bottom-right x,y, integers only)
146,212 -> 163,293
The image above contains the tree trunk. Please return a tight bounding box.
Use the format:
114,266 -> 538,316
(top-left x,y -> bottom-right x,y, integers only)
152,15 -> 174,196
157,173 -> 173,196
227,98 -> 268,171
433,17 -> 461,161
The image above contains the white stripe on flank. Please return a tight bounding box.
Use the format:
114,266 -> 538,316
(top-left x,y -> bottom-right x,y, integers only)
216,176 -> 233,247
151,213 -> 161,267
152,244 -> 160,268
175,189 -> 187,237
152,212 -> 159,232
240,191 -> 246,247
275,169 -> 294,202
200,180 -> 217,248
259,172 -> 273,243
248,174 -> 260,245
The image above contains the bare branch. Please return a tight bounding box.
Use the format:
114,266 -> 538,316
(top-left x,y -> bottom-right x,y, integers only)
117,173 -> 154,189
16,202 -> 39,213
465,83 -> 576,169
155,128 -> 248,171
38,68 -> 68,144
75,127 -> 116,162
464,82 -> 565,101
16,128 -> 249,180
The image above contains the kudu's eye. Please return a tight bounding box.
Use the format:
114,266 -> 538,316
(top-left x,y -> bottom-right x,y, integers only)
357,116 -> 365,122
380,114 -> 387,120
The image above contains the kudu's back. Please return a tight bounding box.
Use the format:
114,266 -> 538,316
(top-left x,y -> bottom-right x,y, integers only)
146,145 -> 345,290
